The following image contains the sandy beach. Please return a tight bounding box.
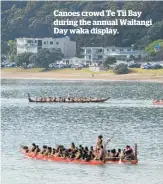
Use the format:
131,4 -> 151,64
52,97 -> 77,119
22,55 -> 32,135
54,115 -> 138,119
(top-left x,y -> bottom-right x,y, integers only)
1,69 -> 163,82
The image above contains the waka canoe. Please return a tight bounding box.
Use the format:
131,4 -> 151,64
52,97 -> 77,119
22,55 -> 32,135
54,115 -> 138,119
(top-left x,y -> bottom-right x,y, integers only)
20,148 -> 138,165
28,93 -> 110,103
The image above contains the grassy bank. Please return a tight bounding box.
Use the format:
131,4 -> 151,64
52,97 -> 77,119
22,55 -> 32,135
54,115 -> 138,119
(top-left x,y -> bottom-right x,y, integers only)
1,68 -> 114,74
130,68 -> 163,75
1,68 -> 43,73
1,67 -> 163,75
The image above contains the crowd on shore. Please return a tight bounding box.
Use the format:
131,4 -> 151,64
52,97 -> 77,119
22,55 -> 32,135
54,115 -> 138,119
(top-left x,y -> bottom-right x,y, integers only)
22,135 -> 135,162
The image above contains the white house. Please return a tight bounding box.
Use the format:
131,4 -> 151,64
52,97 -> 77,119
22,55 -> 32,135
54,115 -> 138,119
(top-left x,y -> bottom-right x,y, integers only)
103,46 -> 147,60
81,47 -> 104,64
16,36 -> 76,58
81,46 -> 147,64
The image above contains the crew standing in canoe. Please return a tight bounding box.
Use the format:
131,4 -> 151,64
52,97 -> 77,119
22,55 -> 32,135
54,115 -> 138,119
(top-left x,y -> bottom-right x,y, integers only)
95,135 -> 111,161
96,135 -> 103,151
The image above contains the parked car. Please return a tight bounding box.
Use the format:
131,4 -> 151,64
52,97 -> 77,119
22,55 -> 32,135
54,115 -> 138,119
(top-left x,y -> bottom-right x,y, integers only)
27,63 -> 35,68
141,63 -> 152,69
144,65 -> 152,69
151,64 -> 162,69
128,63 -> 141,68
5,62 -> 16,67
1,63 -> 5,67
73,64 -> 83,70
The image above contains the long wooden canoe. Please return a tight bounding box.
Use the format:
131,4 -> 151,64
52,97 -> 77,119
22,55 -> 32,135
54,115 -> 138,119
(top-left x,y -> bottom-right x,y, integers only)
28,93 -> 110,103
20,148 -> 138,165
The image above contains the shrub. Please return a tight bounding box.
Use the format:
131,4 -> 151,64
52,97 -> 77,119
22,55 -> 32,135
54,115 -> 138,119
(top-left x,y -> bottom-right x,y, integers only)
104,57 -> 116,67
152,64 -> 162,69
113,63 -> 129,74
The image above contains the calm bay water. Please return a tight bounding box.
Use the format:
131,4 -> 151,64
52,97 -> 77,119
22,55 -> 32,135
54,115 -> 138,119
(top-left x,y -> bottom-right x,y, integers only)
1,79 -> 163,184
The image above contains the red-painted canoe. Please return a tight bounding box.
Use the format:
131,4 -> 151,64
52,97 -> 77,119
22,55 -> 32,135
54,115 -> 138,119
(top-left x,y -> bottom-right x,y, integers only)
21,149 -> 104,165
20,149 -> 138,165
153,101 -> 163,105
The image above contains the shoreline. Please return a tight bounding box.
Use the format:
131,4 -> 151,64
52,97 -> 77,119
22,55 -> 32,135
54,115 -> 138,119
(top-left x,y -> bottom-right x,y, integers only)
1,71 -> 163,83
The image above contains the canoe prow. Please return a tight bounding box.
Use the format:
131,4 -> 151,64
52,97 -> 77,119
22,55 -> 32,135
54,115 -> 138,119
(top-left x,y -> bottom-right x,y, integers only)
28,93 -> 35,102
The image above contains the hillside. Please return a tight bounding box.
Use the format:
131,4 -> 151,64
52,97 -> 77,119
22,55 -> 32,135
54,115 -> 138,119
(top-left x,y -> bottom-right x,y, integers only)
1,1 -> 163,54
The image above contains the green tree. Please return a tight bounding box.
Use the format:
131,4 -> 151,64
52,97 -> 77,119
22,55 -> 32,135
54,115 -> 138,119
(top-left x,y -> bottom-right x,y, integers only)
145,39 -> 163,55
7,40 -> 17,61
104,57 -> 116,67
147,21 -> 163,41
33,48 -> 64,69
113,63 -> 129,74
1,41 -> 10,55
16,52 -> 33,68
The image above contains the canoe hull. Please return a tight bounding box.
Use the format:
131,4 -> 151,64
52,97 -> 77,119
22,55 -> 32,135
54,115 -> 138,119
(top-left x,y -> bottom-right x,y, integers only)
21,149 -> 138,165
153,101 -> 163,105
21,149 -> 104,165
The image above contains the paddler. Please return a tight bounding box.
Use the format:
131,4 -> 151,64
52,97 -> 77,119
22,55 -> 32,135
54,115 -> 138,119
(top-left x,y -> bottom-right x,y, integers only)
29,143 -> 36,152
98,145 -> 105,161
98,140 -> 110,162
154,98 -> 159,102
124,145 -> 134,160
95,137 -> 111,161
69,142 -> 75,151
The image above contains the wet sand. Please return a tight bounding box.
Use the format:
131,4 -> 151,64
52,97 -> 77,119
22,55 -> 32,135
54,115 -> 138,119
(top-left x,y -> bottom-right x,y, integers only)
1,70 -> 163,82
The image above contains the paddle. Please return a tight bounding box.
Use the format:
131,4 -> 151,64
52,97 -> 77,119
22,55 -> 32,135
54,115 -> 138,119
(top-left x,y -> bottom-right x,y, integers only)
118,150 -> 123,164
107,128 -> 120,141
103,128 -> 122,162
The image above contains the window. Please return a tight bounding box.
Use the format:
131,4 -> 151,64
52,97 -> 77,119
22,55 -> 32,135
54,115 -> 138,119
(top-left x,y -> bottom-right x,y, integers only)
50,41 -> 53,44
120,49 -> 123,51
27,40 -> 33,44
37,40 -> 42,47
44,42 -> 46,44
112,49 -> 115,51
98,55 -> 103,59
107,49 -> 109,51
127,49 -> 131,51
56,41 -> 59,45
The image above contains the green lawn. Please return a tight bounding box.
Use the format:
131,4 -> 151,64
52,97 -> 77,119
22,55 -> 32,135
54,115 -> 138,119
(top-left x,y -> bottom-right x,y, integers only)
2,67 -> 163,75
1,67 -> 43,72
130,68 -> 163,75
1,67 -> 114,74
